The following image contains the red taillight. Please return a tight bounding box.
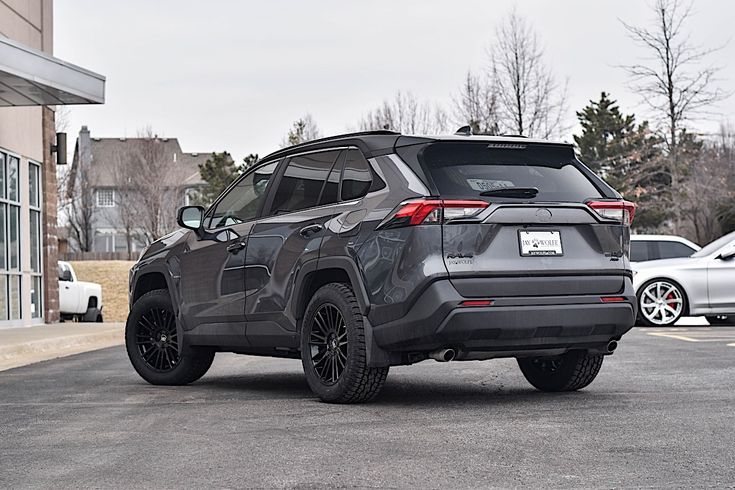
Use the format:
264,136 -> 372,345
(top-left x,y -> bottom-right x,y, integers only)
460,299 -> 494,307
587,200 -> 636,225
379,199 -> 489,229
600,296 -> 626,303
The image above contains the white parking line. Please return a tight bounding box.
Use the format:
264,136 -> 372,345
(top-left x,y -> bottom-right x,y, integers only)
647,329 -> 735,345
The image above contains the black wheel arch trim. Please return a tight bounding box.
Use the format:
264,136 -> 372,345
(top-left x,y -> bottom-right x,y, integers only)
291,256 -> 372,322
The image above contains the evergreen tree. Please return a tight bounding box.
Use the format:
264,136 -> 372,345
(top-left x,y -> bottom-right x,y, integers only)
574,92 -> 669,231
242,153 -> 259,170
194,151 -> 242,206
574,92 -> 636,173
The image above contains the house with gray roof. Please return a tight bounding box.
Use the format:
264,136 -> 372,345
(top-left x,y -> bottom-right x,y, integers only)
66,126 -> 210,253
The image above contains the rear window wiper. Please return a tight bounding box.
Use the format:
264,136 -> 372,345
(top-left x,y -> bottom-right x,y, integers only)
479,187 -> 539,198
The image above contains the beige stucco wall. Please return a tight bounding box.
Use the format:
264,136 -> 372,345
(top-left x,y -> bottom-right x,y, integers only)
0,0 -> 52,162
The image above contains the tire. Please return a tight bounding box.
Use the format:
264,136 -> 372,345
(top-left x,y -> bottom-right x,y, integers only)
300,283 -> 389,403
82,307 -> 102,323
518,350 -> 604,392
706,315 -> 732,326
637,278 -> 687,327
125,289 -> 214,385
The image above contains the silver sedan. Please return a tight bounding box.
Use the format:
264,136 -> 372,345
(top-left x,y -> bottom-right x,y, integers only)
632,231 -> 735,326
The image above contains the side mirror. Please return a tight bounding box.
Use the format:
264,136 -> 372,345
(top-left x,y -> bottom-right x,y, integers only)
719,247 -> 735,260
59,269 -> 72,282
177,206 -> 205,231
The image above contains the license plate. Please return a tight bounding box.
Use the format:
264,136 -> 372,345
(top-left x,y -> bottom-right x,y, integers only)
519,230 -> 563,256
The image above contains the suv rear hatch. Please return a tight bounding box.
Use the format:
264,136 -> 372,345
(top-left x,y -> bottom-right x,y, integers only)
396,140 -> 633,298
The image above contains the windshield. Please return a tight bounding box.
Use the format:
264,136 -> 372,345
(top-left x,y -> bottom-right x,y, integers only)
691,231 -> 735,258
418,142 -> 603,202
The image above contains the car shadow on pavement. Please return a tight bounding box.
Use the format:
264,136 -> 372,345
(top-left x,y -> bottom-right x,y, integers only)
195,371 -> 603,407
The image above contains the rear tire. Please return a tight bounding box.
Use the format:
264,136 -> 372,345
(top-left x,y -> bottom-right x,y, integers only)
706,315 -> 731,326
125,289 -> 214,385
518,351 -> 603,392
300,283 -> 389,403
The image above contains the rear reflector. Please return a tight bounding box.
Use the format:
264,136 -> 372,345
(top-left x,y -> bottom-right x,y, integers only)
586,200 -> 637,225
460,300 -> 494,307
600,296 -> 626,303
378,198 -> 489,229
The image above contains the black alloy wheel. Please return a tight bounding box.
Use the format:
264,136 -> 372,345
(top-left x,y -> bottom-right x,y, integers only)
308,303 -> 348,385
135,307 -> 180,372
125,289 -> 214,385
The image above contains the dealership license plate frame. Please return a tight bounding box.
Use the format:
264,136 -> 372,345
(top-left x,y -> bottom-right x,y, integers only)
518,229 -> 564,257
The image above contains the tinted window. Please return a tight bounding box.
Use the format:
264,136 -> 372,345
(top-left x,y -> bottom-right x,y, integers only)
658,241 -> 696,259
341,149 -> 372,201
630,241 -> 650,262
320,152 -> 344,206
207,161 -> 278,228
270,150 -> 341,214
419,142 -> 602,202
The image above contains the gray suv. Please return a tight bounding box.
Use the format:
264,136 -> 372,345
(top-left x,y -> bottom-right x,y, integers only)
126,130 -> 637,403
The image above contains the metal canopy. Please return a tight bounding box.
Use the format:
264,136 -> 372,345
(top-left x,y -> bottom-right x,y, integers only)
0,37 -> 105,107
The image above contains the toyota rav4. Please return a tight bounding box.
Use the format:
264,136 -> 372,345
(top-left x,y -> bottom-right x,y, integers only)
125,130 -> 637,403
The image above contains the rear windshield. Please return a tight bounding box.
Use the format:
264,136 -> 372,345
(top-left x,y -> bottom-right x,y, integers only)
418,142 -> 603,202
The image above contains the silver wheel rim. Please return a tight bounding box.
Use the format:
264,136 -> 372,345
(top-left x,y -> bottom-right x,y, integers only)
640,281 -> 683,325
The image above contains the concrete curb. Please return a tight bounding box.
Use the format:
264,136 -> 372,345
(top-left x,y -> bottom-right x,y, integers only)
0,323 -> 124,372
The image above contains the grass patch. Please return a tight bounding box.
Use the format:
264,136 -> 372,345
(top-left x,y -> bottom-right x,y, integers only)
70,261 -> 135,323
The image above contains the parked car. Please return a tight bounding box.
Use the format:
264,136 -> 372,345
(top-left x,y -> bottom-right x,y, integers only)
630,234 -> 700,262
58,261 -> 104,322
633,231 -> 735,326
125,130 -> 637,403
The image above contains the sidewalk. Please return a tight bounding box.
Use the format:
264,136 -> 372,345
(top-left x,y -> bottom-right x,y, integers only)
0,322 -> 124,372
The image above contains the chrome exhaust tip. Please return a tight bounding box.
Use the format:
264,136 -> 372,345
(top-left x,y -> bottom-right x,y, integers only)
429,348 -> 456,362
607,340 -> 618,353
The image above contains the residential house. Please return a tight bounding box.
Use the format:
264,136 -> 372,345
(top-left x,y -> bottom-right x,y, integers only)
67,126 -> 209,253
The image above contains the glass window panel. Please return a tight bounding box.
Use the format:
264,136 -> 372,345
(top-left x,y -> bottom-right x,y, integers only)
9,205 -> 19,271
207,161 -> 279,228
31,276 -> 42,319
341,150 -> 373,201
0,203 -> 5,270
30,210 -> 40,273
269,151 -> 340,214
29,163 -> 40,208
0,275 -> 6,320
0,152 -> 5,199
9,275 -> 20,320
8,156 -> 18,202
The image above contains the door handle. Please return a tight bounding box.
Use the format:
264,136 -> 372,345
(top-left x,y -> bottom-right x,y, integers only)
227,239 -> 247,254
299,224 -> 323,238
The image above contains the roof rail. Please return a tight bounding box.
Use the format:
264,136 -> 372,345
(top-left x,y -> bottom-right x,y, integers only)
264,130 -> 401,159
499,134 -> 528,138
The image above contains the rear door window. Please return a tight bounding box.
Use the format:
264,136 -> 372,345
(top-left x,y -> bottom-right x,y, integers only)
341,149 -> 372,201
269,150 -> 341,214
657,241 -> 696,259
419,142 -> 602,202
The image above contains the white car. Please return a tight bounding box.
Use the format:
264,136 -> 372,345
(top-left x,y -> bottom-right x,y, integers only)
632,231 -> 735,326
630,234 -> 700,263
58,261 -> 104,322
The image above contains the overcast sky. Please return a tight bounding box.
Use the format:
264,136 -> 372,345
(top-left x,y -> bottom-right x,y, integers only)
55,0 -> 734,162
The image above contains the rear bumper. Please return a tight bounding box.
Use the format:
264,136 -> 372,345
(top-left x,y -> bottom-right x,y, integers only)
371,279 -> 636,359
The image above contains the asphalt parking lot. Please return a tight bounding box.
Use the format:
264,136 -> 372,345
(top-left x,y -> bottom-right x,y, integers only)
1,326 -> 734,488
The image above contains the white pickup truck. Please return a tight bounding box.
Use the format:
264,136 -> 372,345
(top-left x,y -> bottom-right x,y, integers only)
58,261 -> 104,322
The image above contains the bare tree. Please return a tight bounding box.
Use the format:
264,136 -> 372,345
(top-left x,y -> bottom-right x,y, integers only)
281,114 -> 322,147
489,10 -> 568,138
107,150 -> 144,252
358,91 -> 448,135
64,162 -> 96,252
621,0 -> 728,232
681,125 -> 735,243
452,71 -> 501,135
